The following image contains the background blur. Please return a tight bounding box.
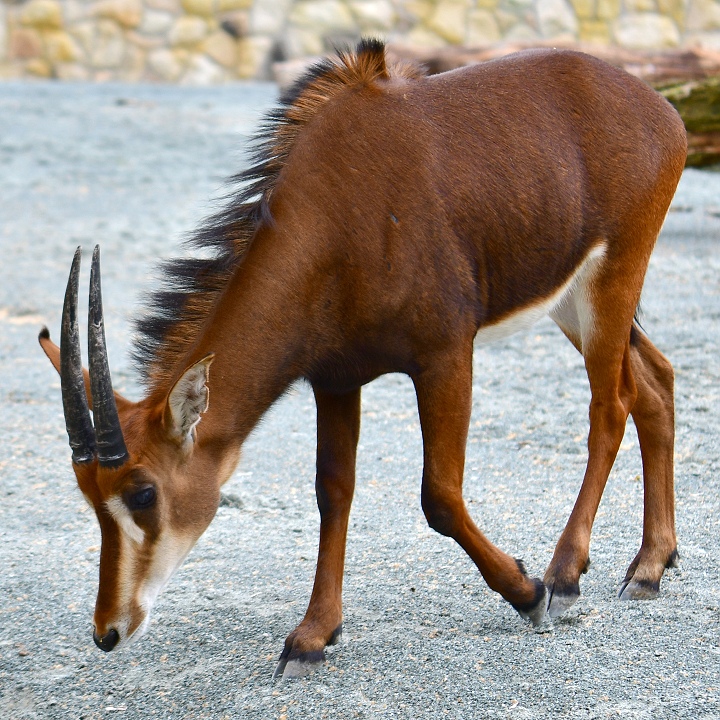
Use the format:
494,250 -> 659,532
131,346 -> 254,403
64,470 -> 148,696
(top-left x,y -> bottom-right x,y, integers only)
2,0 -> 720,84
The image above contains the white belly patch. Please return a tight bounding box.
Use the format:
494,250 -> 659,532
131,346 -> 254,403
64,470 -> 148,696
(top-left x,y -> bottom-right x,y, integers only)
474,243 -> 607,346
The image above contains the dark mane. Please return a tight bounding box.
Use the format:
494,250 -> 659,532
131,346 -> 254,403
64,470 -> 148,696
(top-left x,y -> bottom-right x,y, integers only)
132,39 -> 425,391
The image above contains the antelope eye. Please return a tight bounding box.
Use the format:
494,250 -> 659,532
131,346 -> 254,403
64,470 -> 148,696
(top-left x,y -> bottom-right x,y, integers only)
126,485 -> 156,511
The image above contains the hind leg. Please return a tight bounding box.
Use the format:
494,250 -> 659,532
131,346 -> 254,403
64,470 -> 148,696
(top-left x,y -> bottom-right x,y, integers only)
545,280 -> 640,616
618,329 -> 677,599
544,344 -> 638,615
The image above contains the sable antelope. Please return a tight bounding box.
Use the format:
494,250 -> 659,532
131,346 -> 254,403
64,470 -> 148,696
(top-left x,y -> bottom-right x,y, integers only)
39,40 -> 685,679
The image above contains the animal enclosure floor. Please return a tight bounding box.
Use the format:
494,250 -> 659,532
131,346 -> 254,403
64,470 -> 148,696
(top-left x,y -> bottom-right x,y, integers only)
0,82 -> 719,720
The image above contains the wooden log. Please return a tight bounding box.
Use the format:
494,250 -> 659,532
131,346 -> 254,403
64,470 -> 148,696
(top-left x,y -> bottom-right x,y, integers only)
659,77 -> 720,166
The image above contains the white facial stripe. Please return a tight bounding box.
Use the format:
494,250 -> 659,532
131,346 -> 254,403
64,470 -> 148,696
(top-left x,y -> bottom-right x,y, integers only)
108,531 -> 134,647
115,530 -> 195,649
95,499 -> 198,650
93,516 -> 136,650
96,529 -> 194,650
137,530 -> 195,615
105,496 -> 145,544
475,242 -> 607,346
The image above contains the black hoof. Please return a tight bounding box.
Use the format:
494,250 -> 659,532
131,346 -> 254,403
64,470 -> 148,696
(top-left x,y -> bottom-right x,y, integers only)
545,581 -> 580,618
273,649 -> 326,680
618,547 -> 678,601
511,577 -> 548,627
328,623 -> 342,645
618,577 -> 660,601
272,623 -> 342,681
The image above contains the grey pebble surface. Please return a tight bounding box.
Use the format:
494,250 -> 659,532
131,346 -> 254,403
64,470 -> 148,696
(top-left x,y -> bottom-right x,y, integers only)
0,81 -> 718,719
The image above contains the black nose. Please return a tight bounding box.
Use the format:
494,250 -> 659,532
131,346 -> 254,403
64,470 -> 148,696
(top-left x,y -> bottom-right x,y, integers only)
93,628 -> 120,652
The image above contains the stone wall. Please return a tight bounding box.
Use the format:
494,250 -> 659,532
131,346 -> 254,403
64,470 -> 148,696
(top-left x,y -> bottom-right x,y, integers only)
1,0 -> 720,82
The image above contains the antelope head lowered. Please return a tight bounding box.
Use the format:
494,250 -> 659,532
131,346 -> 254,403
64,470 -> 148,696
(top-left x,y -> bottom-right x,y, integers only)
41,40 -> 685,678
40,247 -> 223,651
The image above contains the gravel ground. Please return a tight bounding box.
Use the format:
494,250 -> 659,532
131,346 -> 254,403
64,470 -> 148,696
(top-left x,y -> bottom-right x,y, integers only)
0,81 -> 719,720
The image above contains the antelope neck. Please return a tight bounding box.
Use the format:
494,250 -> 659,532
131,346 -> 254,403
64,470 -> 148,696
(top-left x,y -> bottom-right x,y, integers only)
178,227 -> 310,446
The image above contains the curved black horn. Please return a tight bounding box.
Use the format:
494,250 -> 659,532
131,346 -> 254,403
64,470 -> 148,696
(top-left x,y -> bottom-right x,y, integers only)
61,247 -> 97,464
88,246 -> 129,468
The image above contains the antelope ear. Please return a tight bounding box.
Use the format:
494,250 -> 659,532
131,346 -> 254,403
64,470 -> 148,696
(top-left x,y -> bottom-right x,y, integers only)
165,354 -> 214,446
38,327 -> 132,412
39,327 -> 64,374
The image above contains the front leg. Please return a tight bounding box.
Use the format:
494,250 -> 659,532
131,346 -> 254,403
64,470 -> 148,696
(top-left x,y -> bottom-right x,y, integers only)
273,386 -> 360,680
413,348 -> 547,626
